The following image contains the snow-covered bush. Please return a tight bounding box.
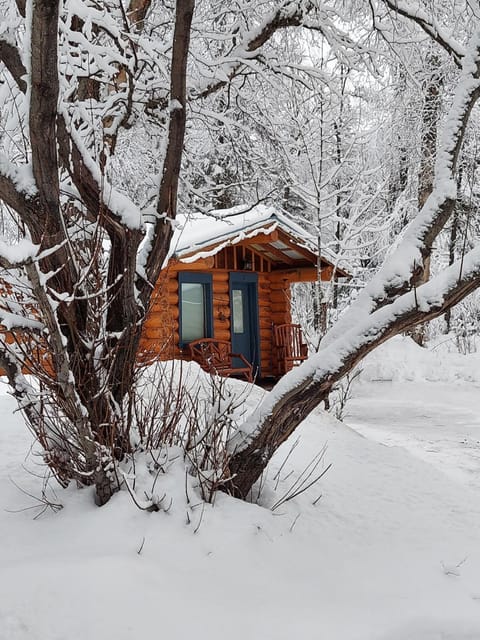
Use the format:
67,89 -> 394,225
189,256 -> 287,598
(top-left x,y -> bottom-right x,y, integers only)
125,361 -> 262,505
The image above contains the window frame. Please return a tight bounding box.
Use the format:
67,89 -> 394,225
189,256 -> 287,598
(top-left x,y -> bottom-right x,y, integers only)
178,272 -> 213,348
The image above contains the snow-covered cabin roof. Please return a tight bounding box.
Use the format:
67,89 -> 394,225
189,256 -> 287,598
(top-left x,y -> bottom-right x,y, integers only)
169,204 -> 345,273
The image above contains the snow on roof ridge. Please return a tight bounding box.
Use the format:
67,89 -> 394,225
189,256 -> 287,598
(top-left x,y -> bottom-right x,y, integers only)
170,203 -> 319,260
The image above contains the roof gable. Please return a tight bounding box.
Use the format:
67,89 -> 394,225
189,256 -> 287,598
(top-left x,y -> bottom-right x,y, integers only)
169,205 -> 339,270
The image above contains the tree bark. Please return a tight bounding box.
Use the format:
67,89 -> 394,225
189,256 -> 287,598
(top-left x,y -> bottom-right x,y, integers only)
409,52 -> 442,346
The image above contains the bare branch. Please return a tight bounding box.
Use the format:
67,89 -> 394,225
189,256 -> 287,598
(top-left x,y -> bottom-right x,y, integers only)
0,38 -> 27,92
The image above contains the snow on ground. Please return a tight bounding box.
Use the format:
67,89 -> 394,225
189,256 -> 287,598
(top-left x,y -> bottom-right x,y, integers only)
1,338 -> 480,639
348,335 -> 480,490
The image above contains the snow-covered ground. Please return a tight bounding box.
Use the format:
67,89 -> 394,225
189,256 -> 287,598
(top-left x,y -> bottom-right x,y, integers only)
348,336 -> 480,490
1,337 -> 480,639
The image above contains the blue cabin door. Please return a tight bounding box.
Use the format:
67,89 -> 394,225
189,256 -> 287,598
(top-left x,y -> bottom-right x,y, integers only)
229,273 -> 260,377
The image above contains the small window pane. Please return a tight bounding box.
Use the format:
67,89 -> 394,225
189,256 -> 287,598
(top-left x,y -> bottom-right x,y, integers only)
181,282 -> 205,342
232,289 -> 244,334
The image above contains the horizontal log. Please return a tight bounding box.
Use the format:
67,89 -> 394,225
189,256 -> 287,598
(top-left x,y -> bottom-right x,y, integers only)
258,310 -> 271,319
215,306 -> 231,319
149,303 -> 179,316
150,290 -> 178,303
270,313 -> 291,325
271,267 -> 334,282
270,302 -> 290,314
270,290 -> 289,304
143,325 -> 177,340
258,309 -> 272,318
167,279 -> 179,292
213,291 -> 230,301
171,257 -> 215,270
258,295 -> 271,304
268,281 -> 288,291
213,329 -> 231,342
213,318 -> 230,337
259,328 -> 273,341
145,321 -> 178,334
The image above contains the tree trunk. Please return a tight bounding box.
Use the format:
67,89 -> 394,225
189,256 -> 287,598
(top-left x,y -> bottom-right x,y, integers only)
409,52 -> 442,346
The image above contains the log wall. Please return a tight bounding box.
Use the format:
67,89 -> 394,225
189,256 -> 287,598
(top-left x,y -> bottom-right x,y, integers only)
138,261 -> 293,378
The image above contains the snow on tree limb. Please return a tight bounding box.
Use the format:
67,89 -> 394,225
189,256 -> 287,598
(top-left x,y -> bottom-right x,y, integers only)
381,0 -> 465,66
0,161 -> 37,218
191,0 -> 367,101
226,244 -> 480,496
322,27 -> 480,347
57,113 -> 143,230
0,237 -> 38,267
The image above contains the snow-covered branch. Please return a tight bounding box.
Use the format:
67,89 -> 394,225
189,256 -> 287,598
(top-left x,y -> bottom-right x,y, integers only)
226,243 -> 480,496
0,159 -> 37,218
382,0 -> 465,66
191,0 -> 365,101
322,28 -> 480,347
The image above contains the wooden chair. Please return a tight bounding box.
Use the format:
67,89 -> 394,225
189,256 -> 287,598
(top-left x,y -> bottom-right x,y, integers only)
273,324 -> 308,375
188,338 -> 253,383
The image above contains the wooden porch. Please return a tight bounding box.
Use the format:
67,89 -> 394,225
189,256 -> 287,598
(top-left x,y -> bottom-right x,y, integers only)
188,323 -> 308,383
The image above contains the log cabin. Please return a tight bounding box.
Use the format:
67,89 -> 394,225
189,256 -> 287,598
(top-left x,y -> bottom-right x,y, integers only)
139,205 -> 349,380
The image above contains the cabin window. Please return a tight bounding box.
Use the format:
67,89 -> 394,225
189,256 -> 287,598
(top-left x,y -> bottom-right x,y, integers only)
178,273 -> 213,346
